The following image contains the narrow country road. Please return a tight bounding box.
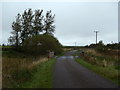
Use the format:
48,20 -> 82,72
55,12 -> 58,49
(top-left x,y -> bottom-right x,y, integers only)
53,50 -> 118,88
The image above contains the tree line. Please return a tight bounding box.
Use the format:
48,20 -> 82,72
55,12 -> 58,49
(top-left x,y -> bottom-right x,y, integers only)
8,8 -> 55,48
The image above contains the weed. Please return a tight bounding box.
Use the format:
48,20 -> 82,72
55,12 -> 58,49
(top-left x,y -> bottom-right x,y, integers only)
2,55 -> 48,88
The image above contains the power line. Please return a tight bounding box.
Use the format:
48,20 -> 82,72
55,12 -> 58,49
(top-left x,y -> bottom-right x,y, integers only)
94,31 -> 99,44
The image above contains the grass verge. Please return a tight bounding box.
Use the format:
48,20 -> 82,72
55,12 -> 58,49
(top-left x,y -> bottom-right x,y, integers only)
2,57 -> 48,88
21,58 -> 56,88
76,58 -> 119,85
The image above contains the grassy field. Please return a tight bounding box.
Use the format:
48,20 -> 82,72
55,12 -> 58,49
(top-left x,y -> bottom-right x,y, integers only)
76,58 -> 119,85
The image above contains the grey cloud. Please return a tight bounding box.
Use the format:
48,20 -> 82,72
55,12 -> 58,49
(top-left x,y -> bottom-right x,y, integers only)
1,2 -> 118,46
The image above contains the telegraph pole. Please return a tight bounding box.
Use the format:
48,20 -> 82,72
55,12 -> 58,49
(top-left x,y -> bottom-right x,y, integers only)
75,42 -> 76,50
94,31 -> 99,44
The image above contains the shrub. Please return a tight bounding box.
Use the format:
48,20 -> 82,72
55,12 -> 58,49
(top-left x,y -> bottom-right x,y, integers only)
22,34 -> 63,55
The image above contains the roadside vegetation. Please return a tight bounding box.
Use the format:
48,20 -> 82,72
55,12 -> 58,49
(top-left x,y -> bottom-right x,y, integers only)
75,41 -> 120,85
76,58 -> 119,85
2,7 -> 119,88
8,8 -> 63,55
23,34 -> 63,55
21,58 -> 55,88
2,8 -> 62,88
2,49 -> 57,88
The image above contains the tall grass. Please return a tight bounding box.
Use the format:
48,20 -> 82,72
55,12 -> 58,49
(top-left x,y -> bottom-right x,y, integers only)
80,48 -> 119,68
2,56 -> 48,88
75,48 -> 120,85
21,58 -> 56,88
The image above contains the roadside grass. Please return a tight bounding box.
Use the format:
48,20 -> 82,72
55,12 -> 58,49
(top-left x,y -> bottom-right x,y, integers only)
2,49 -> 50,88
2,57 -> 32,88
2,56 -> 49,88
2,48 -> 59,88
21,58 -> 56,88
76,58 -> 120,85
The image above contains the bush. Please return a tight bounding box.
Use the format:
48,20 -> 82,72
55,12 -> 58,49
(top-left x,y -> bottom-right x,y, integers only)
22,34 -> 63,55
96,46 -> 106,52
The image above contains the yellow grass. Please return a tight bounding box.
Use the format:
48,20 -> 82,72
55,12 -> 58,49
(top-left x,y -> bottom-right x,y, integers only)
3,57 -> 48,76
84,48 -> 102,56
83,48 -> 119,60
27,57 -> 48,70
2,56 -> 48,88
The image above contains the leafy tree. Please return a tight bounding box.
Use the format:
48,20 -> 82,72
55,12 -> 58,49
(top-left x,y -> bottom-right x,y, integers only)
9,13 -> 21,47
21,9 -> 34,44
43,10 -> 55,35
8,8 -> 59,54
33,9 -> 43,35
22,34 -> 63,55
8,36 -> 16,46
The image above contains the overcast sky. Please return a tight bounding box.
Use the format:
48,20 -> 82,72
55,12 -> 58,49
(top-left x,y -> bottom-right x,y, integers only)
0,2 -> 118,46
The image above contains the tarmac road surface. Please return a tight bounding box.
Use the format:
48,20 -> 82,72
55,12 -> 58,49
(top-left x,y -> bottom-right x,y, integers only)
53,50 -> 119,88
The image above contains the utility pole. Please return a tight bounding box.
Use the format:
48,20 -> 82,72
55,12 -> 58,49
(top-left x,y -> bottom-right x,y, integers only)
94,31 -> 99,44
75,42 -> 76,47
75,42 -> 76,50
